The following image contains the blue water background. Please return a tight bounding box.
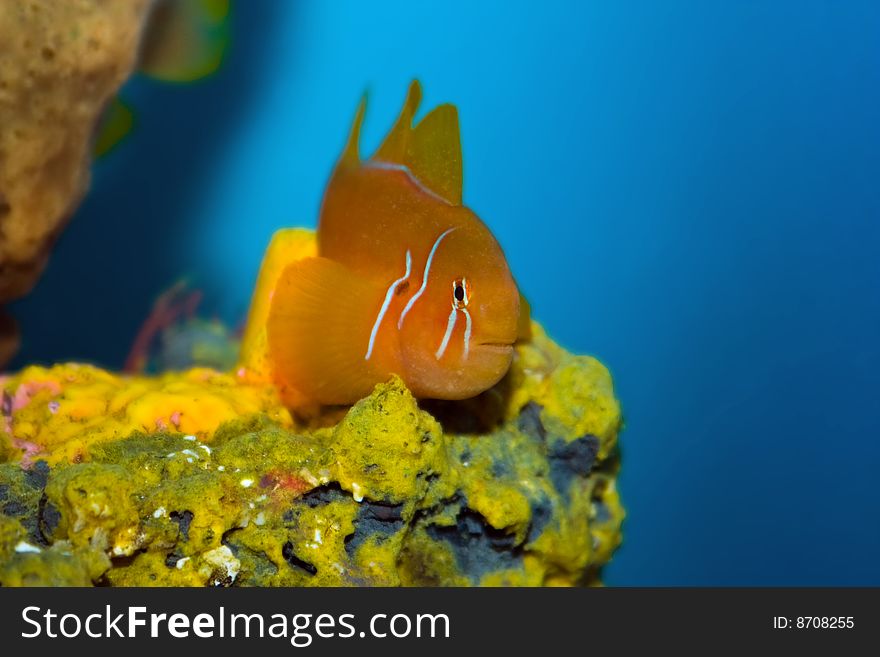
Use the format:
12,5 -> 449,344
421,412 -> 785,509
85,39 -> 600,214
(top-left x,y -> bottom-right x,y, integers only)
9,1 -> 880,585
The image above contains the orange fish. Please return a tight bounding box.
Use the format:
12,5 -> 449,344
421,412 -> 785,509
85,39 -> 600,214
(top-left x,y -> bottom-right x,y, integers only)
267,81 -> 528,406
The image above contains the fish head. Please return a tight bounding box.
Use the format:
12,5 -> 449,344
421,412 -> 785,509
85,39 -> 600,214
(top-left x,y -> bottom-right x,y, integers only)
399,218 -> 520,400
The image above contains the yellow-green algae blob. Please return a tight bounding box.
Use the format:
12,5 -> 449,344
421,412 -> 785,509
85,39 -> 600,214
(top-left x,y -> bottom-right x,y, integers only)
0,326 -> 623,586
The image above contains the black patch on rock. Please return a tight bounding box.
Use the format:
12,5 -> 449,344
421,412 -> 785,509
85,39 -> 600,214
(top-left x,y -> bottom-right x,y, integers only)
548,435 -> 599,498
282,541 -> 317,576
0,480 -> 46,546
222,528 -> 279,581
24,461 -> 50,490
165,551 -> 184,568
170,510 -> 194,542
427,507 -> 521,580
220,527 -> 240,553
416,471 -> 440,485
527,494 -> 554,543
39,498 -> 61,538
344,500 -> 404,556
517,402 -> 547,442
0,484 -> 8,502
109,549 -> 147,568
301,483 -> 349,508
2,500 -> 26,516
592,500 -> 612,524
491,458 -> 511,478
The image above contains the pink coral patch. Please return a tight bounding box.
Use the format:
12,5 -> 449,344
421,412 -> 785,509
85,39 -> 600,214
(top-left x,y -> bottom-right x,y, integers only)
11,380 -> 62,412
13,438 -> 43,468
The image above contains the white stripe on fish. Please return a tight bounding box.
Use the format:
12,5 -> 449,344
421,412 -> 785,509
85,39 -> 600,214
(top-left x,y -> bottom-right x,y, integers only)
435,305 -> 458,360
462,308 -> 472,359
398,227 -> 456,329
365,250 -> 412,360
366,161 -> 452,205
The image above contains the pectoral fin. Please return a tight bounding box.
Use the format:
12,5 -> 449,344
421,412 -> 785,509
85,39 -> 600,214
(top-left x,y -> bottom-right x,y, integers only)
266,257 -> 387,406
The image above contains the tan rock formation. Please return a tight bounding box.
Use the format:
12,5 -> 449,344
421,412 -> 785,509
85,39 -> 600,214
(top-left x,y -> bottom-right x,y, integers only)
0,1 -> 152,306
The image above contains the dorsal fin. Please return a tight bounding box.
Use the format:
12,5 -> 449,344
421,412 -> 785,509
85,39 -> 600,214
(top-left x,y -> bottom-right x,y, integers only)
340,93 -> 367,167
372,80 -> 463,205
373,81 -> 421,165
408,104 -> 463,205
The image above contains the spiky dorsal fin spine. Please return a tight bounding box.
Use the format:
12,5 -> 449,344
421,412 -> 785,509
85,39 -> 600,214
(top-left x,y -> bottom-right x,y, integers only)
340,94 -> 367,167
373,81 -> 421,165
373,81 -> 463,206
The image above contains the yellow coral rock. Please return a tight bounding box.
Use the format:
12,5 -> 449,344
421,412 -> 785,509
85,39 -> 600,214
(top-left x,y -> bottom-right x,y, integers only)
0,1 -> 153,304
0,364 -> 292,465
0,325 -> 624,586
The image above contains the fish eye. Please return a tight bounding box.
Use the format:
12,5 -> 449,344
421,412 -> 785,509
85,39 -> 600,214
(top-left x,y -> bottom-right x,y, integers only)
452,278 -> 469,309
